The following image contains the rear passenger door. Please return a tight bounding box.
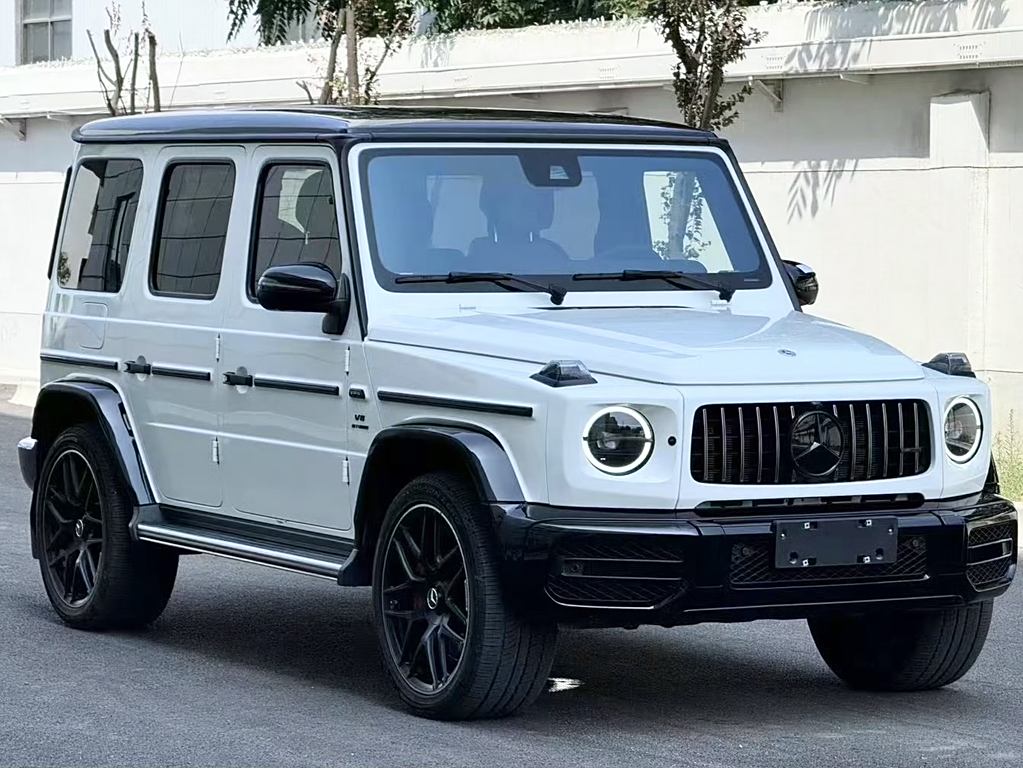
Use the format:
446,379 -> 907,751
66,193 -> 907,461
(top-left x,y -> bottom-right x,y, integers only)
218,145 -> 353,532
120,147 -> 243,510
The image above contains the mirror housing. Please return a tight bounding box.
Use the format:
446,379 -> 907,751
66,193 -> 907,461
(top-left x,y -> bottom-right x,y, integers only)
256,263 -> 351,335
783,261 -> 818,306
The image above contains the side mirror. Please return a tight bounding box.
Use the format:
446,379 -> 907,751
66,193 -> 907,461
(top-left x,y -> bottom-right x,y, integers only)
256,263 -> 351,335
784,260 -> 818,306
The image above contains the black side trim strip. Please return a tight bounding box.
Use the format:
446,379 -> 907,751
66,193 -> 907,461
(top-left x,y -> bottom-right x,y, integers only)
377,390 -> 533,418
348,386 -> 367,400
253,377 -> 341,396
150,365 -> 212,382
40,353 -> 119,371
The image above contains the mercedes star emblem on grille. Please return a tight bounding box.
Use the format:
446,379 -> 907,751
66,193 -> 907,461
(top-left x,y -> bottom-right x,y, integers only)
790,410 -> 845,477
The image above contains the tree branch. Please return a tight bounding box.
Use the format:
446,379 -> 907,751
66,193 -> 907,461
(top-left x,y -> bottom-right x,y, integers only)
86,30 -> 116,116
103,29 -> 125,113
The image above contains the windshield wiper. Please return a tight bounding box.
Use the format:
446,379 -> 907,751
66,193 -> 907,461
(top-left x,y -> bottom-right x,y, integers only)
572,269 -> 734,301
394,271 -> 567,305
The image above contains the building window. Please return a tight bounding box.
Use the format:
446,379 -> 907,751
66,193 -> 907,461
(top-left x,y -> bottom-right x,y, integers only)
250,163 -> 341,296
151,162 -> 236,299
57,159 -> 144,293
21,0 -> 72,64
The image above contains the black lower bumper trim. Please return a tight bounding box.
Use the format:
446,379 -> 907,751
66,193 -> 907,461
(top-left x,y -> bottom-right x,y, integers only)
490,494 -> 1017,627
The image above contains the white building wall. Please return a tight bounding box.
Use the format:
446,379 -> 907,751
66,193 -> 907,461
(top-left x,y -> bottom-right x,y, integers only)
1,0 -> 1022,433
0,0 -> 261,68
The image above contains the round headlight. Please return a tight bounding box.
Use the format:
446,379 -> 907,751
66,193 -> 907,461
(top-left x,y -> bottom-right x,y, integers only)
944,397 -> 982,463
583,406 -> 654,474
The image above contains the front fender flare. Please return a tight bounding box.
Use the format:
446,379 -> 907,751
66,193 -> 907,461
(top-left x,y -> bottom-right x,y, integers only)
29,380 -> 154,554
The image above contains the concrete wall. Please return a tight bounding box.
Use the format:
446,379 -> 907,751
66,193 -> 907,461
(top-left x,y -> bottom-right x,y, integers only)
1,0 -> 1022,436
0,0 -> 261,68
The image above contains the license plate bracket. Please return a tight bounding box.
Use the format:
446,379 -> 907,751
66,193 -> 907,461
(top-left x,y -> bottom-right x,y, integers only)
774,517 -> 899,569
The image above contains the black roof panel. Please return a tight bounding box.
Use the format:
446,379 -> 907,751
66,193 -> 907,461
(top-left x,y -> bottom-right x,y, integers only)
73,106 -> 716,145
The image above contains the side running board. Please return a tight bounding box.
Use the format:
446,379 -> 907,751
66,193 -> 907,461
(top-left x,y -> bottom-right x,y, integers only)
133,505 -> 358,583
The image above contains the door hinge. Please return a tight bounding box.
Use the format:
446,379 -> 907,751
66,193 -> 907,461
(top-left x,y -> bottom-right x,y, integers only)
342,456 -> 350,485
215,334 -> 222,362
344,346 -> 351,375
212,436 -> 221,465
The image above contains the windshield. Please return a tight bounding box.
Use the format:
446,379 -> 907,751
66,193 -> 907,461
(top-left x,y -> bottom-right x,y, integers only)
359,147 -> 771,294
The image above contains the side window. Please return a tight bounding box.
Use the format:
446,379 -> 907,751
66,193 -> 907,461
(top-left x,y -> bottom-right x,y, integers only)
151,162 -> 235,299
250,163 -> 341,295
57,159 -> 143,292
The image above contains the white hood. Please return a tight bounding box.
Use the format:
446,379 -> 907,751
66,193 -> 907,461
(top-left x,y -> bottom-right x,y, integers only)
369,307 -> 925,386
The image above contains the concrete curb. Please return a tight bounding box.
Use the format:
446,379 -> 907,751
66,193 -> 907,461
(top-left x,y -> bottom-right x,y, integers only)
0,378 -> 39,409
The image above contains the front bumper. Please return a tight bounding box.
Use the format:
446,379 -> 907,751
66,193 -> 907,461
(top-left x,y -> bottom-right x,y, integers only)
492,494 -> 1017,627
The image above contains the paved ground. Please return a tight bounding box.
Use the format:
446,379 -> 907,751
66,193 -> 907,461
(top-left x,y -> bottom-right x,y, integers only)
1,403 -> 1020,768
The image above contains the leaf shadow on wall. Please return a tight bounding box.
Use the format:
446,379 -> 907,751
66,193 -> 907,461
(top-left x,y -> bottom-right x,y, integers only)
782,0 -> 1006,221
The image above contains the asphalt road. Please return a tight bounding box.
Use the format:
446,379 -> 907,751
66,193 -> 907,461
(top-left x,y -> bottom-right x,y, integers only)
1,403 -> 1021,768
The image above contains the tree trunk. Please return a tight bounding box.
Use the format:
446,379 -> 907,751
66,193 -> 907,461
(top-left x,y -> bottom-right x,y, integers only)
129,33 -> 140,115
345,4 -> 359,104
147,31 -> 161,112
319,26 -> 342,104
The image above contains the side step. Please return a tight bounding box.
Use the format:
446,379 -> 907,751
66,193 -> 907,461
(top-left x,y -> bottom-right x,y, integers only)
133,505 -> 358,582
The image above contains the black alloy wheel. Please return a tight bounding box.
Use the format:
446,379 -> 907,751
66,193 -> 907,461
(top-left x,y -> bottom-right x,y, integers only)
41,449 -> 104,607
34,423 -> 178,630
380,502 -> 470,694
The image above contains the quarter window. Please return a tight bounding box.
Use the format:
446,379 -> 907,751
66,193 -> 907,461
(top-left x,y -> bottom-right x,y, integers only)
21,0 -> 72,64
250,163 -> 342,295
151,162 -> 236,299
57,159 -> 143,293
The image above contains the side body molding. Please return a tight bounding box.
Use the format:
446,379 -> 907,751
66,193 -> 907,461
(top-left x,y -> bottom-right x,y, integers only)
29,380 -> 154,510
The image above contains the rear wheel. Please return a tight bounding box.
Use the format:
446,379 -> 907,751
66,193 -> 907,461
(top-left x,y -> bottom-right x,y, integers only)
372,472 -> 557,719
34,424 -> 178,630
808,602 -> 994,691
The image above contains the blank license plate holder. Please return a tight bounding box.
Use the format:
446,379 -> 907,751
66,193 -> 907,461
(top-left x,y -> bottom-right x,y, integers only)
774,517 -> 899,569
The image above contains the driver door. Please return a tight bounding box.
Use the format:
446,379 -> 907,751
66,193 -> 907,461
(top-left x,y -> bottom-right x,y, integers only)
218,145 -> 355,532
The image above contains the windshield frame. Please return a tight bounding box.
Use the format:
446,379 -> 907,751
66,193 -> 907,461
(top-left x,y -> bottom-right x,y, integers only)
353,142 -> 774,299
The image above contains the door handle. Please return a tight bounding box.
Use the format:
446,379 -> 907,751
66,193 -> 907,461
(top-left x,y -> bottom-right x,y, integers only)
223,371 -> 253,387
124,361 -> 151,375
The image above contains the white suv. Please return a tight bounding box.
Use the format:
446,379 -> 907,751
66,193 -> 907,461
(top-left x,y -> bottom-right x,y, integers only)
18,107 -> 1017,720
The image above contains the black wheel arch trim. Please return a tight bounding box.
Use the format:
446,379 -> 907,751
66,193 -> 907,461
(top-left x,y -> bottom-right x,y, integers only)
28,380 -> 154,557
347,423 -> 525,585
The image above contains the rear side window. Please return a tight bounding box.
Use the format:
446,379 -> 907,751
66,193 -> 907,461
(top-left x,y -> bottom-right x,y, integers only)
249,163 -> 341,295
57,159 -> 143,292
151,162 -> 235,299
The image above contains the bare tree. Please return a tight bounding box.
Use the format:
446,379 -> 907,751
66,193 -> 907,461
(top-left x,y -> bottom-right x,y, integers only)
88,3 -> 162,116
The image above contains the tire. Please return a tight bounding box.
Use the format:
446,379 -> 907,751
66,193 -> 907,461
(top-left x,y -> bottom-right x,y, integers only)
33,423 -> 178,630
372,471 -> 557,720
808,602 -> 994,691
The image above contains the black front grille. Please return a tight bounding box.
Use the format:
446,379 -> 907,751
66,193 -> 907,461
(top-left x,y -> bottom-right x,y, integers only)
967,559 -> 1012,588
968,522 -> 1015,548
546,537 -> 686,608
966,521 -> 1016,588
691,400 -> 931,485
729,535 -> 928,587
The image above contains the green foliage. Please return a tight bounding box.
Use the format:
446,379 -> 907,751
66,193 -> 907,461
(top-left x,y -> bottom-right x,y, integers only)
649,0 -> 763,130
227,0 -> 411,45
429,1 -> 645,33
995,411 -> 1023,500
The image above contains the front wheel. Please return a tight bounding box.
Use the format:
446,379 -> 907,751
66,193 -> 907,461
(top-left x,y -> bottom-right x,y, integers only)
808,602 -> 994,691
372,472 -> 557,720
